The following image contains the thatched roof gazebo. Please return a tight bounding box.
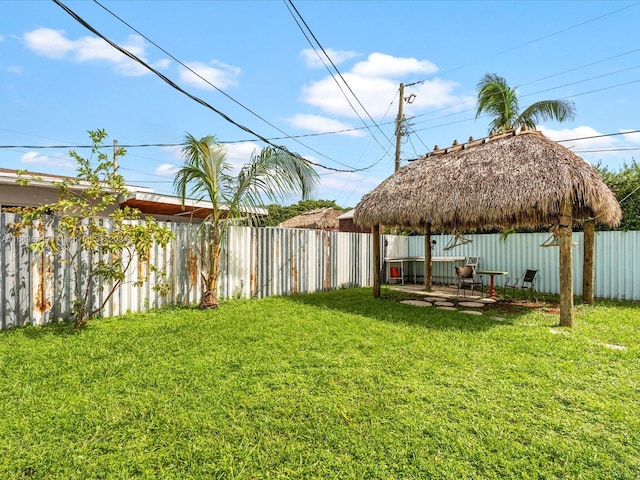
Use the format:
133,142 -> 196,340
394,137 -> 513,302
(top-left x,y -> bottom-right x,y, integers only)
279,207 -> 342,230
354,129 -> 621,326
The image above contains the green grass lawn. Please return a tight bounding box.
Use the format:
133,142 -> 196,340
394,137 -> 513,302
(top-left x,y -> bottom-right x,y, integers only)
1,288 -> 639,479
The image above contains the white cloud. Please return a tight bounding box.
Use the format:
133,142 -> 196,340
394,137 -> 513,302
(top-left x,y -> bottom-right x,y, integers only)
408,79 -> 475,110
155,163 -> 180,177
22,27 -> 164,77
288,113 -> 365,137
162,144 -> 184,161
542,125 -> 614,151
620,129 -> 640,145
178,60 -> 241,90
299,52 -> 467,120
302,73 -> 397,118
154,58 -> 171,70
20,151 -> 74,168
225,142 -> 261,172
542,125 -> 640,169
301,48 -> 359,69
351,53 -> 437,78
23,28 -> 74,59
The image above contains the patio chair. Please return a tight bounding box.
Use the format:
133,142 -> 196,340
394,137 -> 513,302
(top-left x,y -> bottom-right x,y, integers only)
465,256 -> 480,272
455,266 -> 483,298
504,269 -> 538,301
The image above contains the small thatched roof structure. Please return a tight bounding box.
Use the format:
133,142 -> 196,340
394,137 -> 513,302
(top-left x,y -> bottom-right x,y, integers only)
279,208 -> 343,230
354,129 -> 621,231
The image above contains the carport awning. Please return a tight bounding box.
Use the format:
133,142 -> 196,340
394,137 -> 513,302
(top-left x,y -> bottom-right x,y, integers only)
120,192 -> 220,219
120,192 -> 267,219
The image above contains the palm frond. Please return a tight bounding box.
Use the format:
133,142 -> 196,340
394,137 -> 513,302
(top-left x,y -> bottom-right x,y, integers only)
475,73 -> 519,134
229,147 -> 319,223
517,99 -> 576,127
174,133 -> 230,219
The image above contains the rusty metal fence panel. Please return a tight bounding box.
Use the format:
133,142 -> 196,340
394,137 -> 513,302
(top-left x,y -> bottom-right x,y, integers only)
0,215 -> 375,329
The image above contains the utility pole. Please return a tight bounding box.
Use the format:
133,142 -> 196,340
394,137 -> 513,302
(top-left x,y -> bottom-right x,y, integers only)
113,139 -> 119,174
394,82 -> 405,173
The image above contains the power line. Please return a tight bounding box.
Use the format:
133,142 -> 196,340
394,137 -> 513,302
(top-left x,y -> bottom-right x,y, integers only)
52,0 -> 372,174
91,1 -> 367,172
4,128 -> 639,152
283,0 -> 393,151
393,3 -> 640,153
402,2 -> 640,89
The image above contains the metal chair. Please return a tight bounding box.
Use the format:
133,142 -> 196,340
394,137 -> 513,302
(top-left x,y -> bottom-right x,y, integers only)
455,266 -> 483,297
504,269 -> 538,301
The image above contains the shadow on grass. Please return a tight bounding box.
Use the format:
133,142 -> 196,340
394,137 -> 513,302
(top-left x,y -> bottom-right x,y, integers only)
286,287 -> 542,332
7,320 -> 82,339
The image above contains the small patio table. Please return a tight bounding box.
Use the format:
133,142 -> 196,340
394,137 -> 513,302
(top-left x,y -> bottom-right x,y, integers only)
476,270 -> 508,298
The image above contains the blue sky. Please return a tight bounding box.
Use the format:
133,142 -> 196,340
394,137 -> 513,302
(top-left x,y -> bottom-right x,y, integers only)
1,0 -> 639,208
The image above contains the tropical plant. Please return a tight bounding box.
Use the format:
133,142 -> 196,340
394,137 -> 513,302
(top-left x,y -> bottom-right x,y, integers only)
174,134 -> 319,308
597,159 -> 640,230
475,73 -> 576,134
10,129 -> 174,328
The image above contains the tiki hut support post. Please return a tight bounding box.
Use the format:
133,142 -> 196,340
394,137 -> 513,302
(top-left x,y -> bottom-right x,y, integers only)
424,222 -> 432,292
372,223 -> 381,298
582,219 -> 595,305
559,199 -> 574,327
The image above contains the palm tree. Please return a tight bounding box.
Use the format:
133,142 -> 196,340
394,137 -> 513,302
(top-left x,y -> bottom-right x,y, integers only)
174,134 -> 319,308
475,73 -> 576,134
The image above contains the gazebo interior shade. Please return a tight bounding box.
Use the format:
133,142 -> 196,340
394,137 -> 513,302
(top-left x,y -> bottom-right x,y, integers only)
354,129 -> 621,232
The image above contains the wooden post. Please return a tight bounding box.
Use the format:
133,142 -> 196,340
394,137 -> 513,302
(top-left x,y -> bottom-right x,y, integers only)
582,219 -> 595,305
424,222 -> 432,292
372,224 -> 381,298
559,199 -> 574,327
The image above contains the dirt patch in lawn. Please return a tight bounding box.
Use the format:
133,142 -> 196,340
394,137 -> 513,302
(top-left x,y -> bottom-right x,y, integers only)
482,299 -> 561,316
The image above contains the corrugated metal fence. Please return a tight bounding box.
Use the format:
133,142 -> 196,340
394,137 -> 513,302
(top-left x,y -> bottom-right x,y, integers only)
0,214 -> 373,329
391,231 -> 639,302
0,211 -> 637,329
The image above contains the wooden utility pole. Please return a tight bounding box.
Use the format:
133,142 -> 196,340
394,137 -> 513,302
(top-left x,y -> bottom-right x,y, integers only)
113,139 -> 119,174
394,83 -> 405,172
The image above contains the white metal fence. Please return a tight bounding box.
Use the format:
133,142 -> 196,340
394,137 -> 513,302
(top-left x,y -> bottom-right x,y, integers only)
384,230 -> 640,302
0,214 -> 374,329
0,211 -> 637,329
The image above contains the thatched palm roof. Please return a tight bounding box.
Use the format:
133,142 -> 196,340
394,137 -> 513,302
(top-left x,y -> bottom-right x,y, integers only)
354,130 -> 621,231
279,207 -> 342,230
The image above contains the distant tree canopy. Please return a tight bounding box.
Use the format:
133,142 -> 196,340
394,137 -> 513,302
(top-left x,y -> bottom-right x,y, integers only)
258,200 -> 347,227
597,159 -> 640,231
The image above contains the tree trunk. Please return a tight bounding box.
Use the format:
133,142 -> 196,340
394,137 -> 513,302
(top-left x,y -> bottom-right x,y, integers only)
424,223 -> 432,292
372,224 -> 381,298
200,229 -> 221,309
559,199 -> 574,327
582,219 -> 595,305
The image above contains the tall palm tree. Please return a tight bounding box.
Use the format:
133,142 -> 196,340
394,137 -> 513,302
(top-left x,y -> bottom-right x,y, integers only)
476,73 -> 576,134
174,134 -> 319,308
